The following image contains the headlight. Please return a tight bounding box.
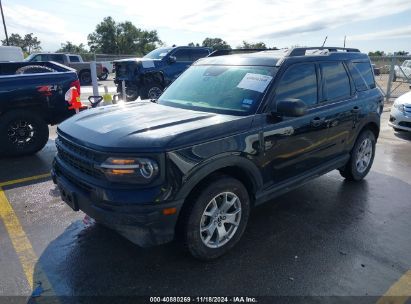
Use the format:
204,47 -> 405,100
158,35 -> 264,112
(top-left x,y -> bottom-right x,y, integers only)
393,102 -> 405,112
98,157 -> 159,184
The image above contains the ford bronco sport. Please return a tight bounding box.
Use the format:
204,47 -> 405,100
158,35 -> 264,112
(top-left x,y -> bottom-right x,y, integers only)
52,47 -> 383,260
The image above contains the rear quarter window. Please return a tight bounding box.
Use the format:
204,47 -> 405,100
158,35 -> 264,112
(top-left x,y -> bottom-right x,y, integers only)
351,62 -> 376,90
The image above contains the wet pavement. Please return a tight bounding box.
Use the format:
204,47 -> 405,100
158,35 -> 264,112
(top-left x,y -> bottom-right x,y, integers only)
0,111 -> 410,304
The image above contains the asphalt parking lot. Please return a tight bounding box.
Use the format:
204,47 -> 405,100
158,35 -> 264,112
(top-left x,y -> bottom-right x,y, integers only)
0,110 -> 411,304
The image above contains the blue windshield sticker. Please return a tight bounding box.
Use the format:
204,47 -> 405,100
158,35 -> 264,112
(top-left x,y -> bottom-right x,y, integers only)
242,99 -> 254,108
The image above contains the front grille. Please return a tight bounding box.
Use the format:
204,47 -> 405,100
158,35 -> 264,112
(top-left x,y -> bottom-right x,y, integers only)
398,121 -> 411,128
56,136 -> 104,179
404,104 -> 411,115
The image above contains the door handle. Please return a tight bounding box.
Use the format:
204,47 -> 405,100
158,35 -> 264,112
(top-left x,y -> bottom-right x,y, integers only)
310,117 -> 324,127
351,106 -> 361,113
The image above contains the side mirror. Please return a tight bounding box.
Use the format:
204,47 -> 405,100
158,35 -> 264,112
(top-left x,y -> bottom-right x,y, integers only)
274,99 -> 306,117
168,56 -> 176,64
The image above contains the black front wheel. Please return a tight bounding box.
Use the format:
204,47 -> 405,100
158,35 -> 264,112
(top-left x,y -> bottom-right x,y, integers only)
182,176 -> 250,260
117,84 -> 139,101
0,110 -> 49,156
140,82 -> 163,100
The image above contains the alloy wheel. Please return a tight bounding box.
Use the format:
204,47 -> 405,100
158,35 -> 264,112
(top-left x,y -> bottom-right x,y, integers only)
199,192 -> 242,248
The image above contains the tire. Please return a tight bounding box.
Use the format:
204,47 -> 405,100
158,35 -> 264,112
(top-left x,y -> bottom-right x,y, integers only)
15,65 -> 56,74
393,73 -> 397,82
140,81 -> 163,100
339,129 -> 376,181
182,176 -> 250,261
0,110 -> 49,156
79,70 -> 92,85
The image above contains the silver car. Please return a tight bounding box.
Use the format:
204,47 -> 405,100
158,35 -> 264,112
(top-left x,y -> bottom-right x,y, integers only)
389,91 -> 411,131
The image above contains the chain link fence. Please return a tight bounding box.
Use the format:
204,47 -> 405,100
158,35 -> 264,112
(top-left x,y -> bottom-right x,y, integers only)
370,56 -> 411,102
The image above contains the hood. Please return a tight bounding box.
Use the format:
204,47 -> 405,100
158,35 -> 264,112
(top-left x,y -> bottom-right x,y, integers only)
114,57 -> 161,69
395,91 -> 411,105
57,102 -> 253,153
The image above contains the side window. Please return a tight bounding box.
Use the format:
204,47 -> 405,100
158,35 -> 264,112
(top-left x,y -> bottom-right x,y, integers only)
320,62 -> 351,101
275,63 -> 318,106
69,55 -> 80,62
31,55 -> 41,62
191,49 -> 209,61
352,62 -> 375,90
173,49 -> 191,62
49,54 -> 65,63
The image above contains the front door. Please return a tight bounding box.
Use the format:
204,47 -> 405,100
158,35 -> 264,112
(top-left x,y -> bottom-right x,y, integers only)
258,62 -> 333,188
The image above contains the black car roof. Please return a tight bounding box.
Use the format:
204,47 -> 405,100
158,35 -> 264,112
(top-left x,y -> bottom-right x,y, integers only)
195,47 -> 370,67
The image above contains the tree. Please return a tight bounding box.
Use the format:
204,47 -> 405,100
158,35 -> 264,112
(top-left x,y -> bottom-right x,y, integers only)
188,42 -> 200,47
87,16 -> 162,55
368,51 -> 385,56
56,41 -> 88,53
1,32 -> 41,53
395,51 -> 409,56
202,37 -> 231,50
238,41 -> 267,49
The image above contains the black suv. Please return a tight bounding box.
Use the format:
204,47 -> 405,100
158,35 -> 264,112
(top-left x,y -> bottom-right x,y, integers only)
52,47 -> 383,260
114,46 -> 211,101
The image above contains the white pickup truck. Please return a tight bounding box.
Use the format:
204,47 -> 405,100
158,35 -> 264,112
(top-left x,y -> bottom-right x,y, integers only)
394,60 -> 411,82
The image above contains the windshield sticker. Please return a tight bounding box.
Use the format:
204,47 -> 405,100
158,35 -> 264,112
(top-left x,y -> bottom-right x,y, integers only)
142,60 -> 155,68
242,99 -> 254,105
237,73 -> 273,93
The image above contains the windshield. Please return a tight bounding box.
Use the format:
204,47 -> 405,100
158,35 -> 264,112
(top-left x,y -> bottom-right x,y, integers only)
158,65 -> 277,115
144,48 -> 173,59
24,54 -> 36,61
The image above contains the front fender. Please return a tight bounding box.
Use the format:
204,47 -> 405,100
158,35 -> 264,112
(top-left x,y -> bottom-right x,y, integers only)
171,153 -> 263,201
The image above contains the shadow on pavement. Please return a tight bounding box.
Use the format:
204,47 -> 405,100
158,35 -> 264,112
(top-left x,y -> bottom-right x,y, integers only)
29,170 -> 411,303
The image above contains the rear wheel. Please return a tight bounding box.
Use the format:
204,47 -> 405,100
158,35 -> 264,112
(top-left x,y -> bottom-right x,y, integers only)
183,176 -> 250,260
98,68 -> 109,80
117,84 -> 139,101
339,129 -> 376,181
0,110 -> 49,156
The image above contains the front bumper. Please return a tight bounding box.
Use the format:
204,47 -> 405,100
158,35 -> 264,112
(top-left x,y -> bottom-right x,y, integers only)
51,161 -> 184,247
389,107 -> 411,132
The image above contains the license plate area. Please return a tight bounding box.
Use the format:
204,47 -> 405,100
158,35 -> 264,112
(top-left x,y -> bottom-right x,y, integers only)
58,178 -> 79,211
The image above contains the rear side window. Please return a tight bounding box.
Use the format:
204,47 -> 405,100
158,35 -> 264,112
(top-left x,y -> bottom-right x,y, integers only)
173,49 -> 191,62
191,49 -> 209,61
275,63 -> 318,106
320,62 -> 351,101
352,62 -> 375,90
49,54 -> 65,63
69,55 -> 80,62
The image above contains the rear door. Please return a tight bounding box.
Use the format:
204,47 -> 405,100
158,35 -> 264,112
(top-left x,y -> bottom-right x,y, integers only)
318,61 -> 359,158
190,48 -> 210,62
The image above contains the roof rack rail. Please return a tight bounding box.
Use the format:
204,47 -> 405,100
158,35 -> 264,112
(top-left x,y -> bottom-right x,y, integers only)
208,48 -> 279,57
288,47 -> 360,57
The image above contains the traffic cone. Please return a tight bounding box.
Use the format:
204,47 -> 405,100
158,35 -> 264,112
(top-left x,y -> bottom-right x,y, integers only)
65,87 -> 84,113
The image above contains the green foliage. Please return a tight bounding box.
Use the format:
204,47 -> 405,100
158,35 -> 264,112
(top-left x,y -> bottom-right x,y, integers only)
202,37 -> 231,50
87,16 -> 162,55
368,51 -> 386,56
238,41 -> 267,49
395,51 -> 409,56
1,33 -> 41,54
56,41 -> 89,53
188,42 -> 200,47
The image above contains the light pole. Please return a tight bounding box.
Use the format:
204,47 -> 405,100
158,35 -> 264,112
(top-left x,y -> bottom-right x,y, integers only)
0,0 -> 9,45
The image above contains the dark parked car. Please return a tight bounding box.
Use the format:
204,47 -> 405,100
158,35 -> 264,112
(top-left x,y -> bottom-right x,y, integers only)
52,47 -> 383,260
114,46 -> 211,100
0,62 -> 79,156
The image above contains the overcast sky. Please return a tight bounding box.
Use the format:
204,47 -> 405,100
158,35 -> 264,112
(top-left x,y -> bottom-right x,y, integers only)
1,0 -> 411,53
